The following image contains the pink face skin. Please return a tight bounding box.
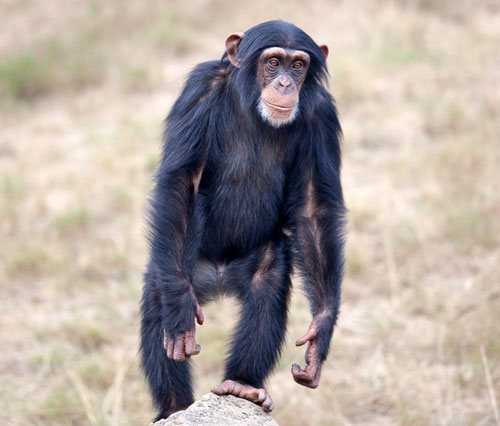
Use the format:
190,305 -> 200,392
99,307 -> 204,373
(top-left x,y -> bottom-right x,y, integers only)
256,47 -> 310,127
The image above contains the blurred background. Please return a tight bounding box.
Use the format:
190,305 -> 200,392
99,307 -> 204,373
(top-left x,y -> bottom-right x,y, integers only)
1,0 -> 499,425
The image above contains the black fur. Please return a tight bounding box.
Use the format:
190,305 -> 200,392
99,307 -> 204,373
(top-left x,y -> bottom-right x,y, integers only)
140,20 -> 346,420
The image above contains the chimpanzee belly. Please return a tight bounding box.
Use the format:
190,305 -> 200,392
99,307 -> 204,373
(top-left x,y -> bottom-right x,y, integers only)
199,152 -> 286,261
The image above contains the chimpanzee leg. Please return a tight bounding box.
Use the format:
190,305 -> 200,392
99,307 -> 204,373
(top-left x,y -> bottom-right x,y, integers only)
140,258 -> 219,420
213,239 -> 291,410
140,271 -> 194,421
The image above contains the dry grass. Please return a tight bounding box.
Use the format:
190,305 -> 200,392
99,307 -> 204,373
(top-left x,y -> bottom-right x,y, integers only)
1,1 -> 499,425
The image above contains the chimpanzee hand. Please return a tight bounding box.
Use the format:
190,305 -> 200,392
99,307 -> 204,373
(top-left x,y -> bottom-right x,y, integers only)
291,317 -> 329,388
163,297 -> 204,362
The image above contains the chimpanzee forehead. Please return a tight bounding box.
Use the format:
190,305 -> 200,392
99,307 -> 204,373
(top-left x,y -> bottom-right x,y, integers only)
260,47 -> 310,63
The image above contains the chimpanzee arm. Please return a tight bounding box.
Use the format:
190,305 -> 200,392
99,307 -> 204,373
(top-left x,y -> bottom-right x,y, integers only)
147,62 -> 220,360
290,91 -> 346,387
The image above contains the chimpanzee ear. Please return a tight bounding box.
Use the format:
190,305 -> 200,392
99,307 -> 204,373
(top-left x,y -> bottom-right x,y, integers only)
317,43 -> 329,59
225,32 -> 245,68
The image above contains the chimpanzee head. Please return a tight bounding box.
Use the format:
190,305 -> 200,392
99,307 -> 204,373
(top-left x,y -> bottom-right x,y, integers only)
224,20 -> 329,128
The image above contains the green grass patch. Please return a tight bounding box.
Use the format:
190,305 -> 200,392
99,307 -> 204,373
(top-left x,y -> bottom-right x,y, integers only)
28,348 -> 68,370
38,389 -> 82,423
113,188 -> 133,209
0,36 -> 105,101
379,47 -> 426,67
61,318 -> 110,350
0,50 -> 48,99
2,173 -> 26,202
147,18 -> 192,54
54,206 -> 91,229
6,248 -> 56,278
123,65 -> 151,90
441,205 -> 496,249
77,357 -> 114,389
346,244 -> 369,277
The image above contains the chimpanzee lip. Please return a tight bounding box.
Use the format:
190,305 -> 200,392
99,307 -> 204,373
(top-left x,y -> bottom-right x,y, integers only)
263,99 -> 294,111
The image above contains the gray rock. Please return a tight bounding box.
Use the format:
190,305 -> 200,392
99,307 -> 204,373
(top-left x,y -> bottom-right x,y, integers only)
150,392 -> 279,426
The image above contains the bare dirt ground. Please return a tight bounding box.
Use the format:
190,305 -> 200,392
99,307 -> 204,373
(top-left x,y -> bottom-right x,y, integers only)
1,1 -> 499,425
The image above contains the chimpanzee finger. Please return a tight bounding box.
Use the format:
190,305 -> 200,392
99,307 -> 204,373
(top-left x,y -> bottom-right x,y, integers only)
291,358 -> 321,388
173,336 -> 187,361
261,393 -> 274,412
301,365 -> 321,389
195,302 -> 204,325
304,342 -> 314,363
292,370 -> 316,388
234,381 -> 245,396
211,380 -> 225,394
244,387 -> 265,402
291,362 -> 317,382
166,337 -> 175,359
291,362 -> 310,380
295,326 -> 317,346
294,375 -> 320,389
184,342 -> 196,356
185,330 -> 201,356
292,342 -> 315,377
227,380 -> 238,394
247,388 -> 273,411
211,380 -> 274,411
212,380 -> 233,395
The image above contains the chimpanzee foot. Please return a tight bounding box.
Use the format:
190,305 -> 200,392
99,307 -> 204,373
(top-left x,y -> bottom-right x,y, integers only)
211,380 -> 274,412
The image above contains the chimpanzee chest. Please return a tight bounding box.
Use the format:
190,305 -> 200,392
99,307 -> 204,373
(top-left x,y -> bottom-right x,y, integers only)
200,138 -> 287,258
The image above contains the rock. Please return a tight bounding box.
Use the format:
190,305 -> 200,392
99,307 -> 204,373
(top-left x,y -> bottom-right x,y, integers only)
150,392 -> 279,426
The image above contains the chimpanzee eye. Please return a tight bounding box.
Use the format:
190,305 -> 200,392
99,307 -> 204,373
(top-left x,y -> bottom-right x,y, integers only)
293,61 -> 303,70
269,58 -> 279,67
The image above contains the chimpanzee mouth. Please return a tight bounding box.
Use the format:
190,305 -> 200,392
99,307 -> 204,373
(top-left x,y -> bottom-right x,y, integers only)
262,99 -> 295,111
258,98 -> 299,128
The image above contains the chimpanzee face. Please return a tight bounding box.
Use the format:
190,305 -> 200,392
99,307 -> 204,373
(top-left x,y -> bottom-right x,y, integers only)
256,47 -> 310,128
225,31 -> 328,128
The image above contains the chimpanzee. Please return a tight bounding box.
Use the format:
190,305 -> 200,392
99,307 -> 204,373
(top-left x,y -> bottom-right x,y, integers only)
140,20 -> 346,420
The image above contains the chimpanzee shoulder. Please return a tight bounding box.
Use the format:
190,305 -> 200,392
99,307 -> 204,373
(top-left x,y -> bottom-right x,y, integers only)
170,61 -> 229,115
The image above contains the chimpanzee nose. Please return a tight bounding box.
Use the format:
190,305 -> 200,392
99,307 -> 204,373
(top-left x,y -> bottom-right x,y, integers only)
278,77 -> 291,88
